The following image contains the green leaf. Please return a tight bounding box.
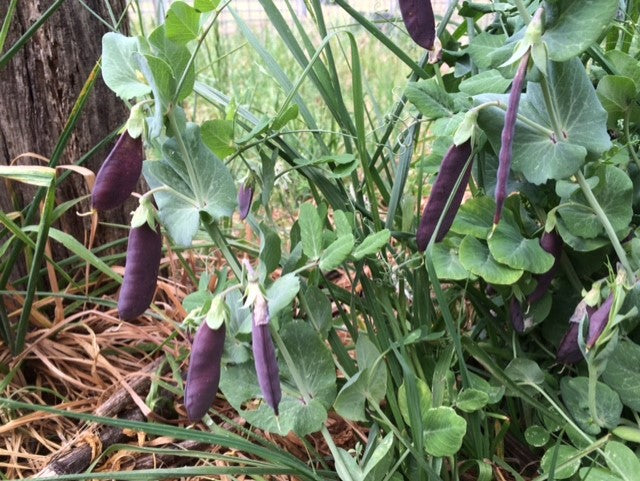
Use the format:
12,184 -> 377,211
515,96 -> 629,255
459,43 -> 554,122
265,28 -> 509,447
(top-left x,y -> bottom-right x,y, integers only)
597,76 -> 637,126
398,378 -> 432,425
148,25 -> 196,102
333,335 -> 387,422
543,0 -> 619,61
271,104 -> 299,130
259,222 -> 281,276
0,165 -> 55,187
334,210 -> 353,237
468,372 -> 504,404
165,1 -> 201,44
540,445 -> 581,479
423,407 -> 467,457
455,388 -> 489,413
220,322 -> 335,436
266,273 -> 300,318
476,59 -> 610,184
602,340 -> 640,411
558,165 -> 633,239
201,119 -> 236,158
504,358 -> 544,385
487,222 -> 555,274
450,196 -> 497,239
560,377 -> 622,435
299,203 -> 323,259
467,32 -> 507,70
579,467 -> 623,481
143,123 -> 236,246
524,425 -> 550,447
431,236 -> 474,281
362,433 -> 394,481
101,32 -> 151,100
605,441 -> 640,481
459,69 -> 511,96
194,0 -> 219,12
352,229 -> 390,260
605,50 -> 640,92
303,286 -> 332,336
458,235 -> 523,285
405,78 -> 455,119
319,235 -> 354,271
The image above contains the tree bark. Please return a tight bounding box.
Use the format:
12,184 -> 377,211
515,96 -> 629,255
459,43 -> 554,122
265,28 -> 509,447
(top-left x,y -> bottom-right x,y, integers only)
0,0 -> 135,279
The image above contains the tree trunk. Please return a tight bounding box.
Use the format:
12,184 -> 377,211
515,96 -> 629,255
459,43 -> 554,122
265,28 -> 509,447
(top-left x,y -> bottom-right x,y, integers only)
0,0 -> 135,280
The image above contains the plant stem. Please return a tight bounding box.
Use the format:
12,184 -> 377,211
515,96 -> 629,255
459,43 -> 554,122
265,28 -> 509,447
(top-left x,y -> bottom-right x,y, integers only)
201,218 -> 243,280
587,361 -> 603,429
539,75 -> 563,139
575,171 -> 634,279
474,100 -> 555,137
167,109 -> 205,206
513,0 -> 532,23
624,109 -> 640,169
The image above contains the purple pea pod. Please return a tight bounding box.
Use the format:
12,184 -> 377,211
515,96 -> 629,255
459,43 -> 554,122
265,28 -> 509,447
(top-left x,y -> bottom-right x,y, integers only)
494,49 -> 531,225
557,300 -> 600,364
527,230 -> 563,305
510,298 -> 525,333
92,132 -> 143,211
185,323 -> 226,421
586,294 -> 614,349
416,140 -> 473,251
237,183 -> 254,220
398,0 -> 436,50
252,294 -> 282,415
556,322 -> 584,364
118,222 -> 162,320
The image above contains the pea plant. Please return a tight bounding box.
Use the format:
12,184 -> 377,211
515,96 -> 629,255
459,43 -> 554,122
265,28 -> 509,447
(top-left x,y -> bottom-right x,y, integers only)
66,0 -> 640,478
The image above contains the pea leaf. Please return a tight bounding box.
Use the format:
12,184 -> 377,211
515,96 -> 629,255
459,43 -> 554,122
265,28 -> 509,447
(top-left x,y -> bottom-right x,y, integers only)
561,377 -> 622,435
605,441 -> 640,481
558,165 -> 633,240
543,0 -> 619,62
319,235 -> 354,272
143,123 -> 236,246
165,1 -> 201,44
266,273 -> 300,318
423,407 -> 467,457
201,119 -> 236,158
488,222 -> 555,274
458,235 -> 523,285
431,236 -> 474,281
602,340 -> 640,411
459,69 -> 511,95
352,229 -> 390,260
405,78 -> 455,119
476,59 -> 610,184
102,33 -> 151,100
540,445 -> 581,479
597,76 -> 638,127
220,321 -> 336,436
299,203 -> 323,259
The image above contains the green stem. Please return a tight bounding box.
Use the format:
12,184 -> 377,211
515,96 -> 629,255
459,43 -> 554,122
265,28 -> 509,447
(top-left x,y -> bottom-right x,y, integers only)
587,361 -> 602,428
167,109 -> 204,206
540,75 -> 563,138
201,218 -> 243,280
530,434 -> 609,481
0,0 -> 18,54
576,171 -> 635,279
624,109 -> 640,169
513,0 -> 532,23
474,100 -> 555,137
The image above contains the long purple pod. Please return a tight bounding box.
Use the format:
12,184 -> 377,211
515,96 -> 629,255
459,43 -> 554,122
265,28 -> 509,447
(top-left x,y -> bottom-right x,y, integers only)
238,184 -> 254,220
185,323 -> 226,421
527,231 -> 563,305
416,140 -> 473,251
92,132 -> 143,210
494,49 -> 531,225
586,294 -> 614,349
252,296 -> 282,415
118,222 -> 162,320
398,0 -> 436,50
557,302 -> 596,364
